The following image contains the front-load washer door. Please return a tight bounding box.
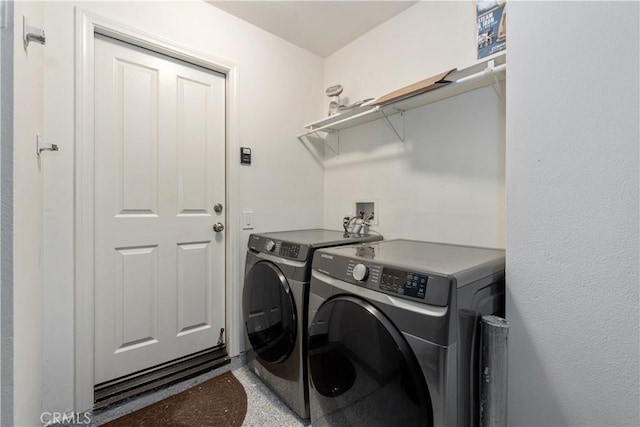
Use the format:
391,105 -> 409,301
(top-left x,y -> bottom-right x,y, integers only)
308,295 -> 433,426
243,261 -> 297,364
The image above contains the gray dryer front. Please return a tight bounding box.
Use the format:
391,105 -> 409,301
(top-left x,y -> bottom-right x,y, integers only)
242,229 -> 383,419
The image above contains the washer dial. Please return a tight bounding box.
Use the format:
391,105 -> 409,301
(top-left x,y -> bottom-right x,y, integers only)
352,263 -> 369,282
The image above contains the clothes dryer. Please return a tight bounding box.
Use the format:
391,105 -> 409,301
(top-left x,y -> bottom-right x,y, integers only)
243,229 -> 383,419
308,239 -> 505,426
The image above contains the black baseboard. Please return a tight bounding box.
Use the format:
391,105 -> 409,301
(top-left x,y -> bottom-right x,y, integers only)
94,346 -> 229,409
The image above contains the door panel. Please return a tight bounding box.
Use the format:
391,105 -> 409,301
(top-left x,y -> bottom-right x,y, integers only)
116,59 -> 159,216
94,34 -> 226,384
177,77 -> 212,215
177,242 -> 211,335
114,246 -> 159,351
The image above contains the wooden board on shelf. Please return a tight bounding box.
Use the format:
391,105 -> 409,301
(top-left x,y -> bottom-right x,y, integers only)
370,68 -> 456,106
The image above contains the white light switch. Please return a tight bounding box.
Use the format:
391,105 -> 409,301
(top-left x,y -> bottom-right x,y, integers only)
242,211 -> 254,230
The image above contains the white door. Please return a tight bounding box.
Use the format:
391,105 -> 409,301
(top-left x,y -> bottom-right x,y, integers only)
93,34 -> 226,384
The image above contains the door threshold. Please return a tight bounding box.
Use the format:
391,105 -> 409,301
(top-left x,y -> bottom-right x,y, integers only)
94,346 -> 229,409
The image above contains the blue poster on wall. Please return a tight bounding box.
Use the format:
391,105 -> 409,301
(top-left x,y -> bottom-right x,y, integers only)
477,1 -> 507,59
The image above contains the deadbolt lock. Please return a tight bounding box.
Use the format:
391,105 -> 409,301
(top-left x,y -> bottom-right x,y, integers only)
214,203 -> 223,213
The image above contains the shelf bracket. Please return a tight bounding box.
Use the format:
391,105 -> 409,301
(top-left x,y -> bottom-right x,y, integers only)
486,59 -> 505,99
297,130 -> 339,156
380,109 -> 404,142
492,77 -> 505,101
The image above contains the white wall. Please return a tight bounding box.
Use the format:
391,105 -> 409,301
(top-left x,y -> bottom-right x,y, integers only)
506,2 -> 639,425
323,1 -> 505,249
13,1 -> 45,426
42,1 -> 324,414
0,4 -> 4,424
0,1 -> 12,424
36,0 -> 640,424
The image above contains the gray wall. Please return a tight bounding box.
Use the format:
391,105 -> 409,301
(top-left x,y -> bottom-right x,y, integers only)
506,2 -> 639,425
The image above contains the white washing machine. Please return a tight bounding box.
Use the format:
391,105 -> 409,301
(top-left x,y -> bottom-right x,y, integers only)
242,229 -> 383,419
308,239 -> 505,426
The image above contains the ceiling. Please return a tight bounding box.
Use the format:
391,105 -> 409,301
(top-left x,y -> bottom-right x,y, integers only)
207,1 -> 418,57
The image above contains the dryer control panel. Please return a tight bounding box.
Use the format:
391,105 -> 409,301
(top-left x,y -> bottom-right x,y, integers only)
279,242 -> 301,258
248,235 -> 309,261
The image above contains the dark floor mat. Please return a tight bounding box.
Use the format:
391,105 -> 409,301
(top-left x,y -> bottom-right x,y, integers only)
103,371 -> 247,427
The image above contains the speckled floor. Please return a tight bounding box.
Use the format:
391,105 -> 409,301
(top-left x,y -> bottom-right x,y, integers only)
78,356 -> 309,427
235,366 -> 309,427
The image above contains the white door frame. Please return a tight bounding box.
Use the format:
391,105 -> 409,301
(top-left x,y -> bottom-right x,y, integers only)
74,9 -> 241,412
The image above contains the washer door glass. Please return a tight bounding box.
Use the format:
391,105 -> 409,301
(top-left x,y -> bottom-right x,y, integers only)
243,261 -> 297,363
308,295 -> 433,426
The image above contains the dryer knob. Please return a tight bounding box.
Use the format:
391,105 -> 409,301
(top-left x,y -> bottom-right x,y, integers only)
265,240 -> 276,252
352,263 -> 369,282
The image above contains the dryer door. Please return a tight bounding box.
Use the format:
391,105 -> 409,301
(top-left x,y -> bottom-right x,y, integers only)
308,295 -> 433,426
243,261 -> 297,363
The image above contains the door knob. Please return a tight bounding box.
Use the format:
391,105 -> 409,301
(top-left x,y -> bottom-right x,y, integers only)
213,222 -> 225,232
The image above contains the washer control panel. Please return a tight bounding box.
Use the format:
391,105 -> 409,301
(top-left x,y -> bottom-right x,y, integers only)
380,267 -> 427,299
349,262 -> 427,299
313,253 -> 450,306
